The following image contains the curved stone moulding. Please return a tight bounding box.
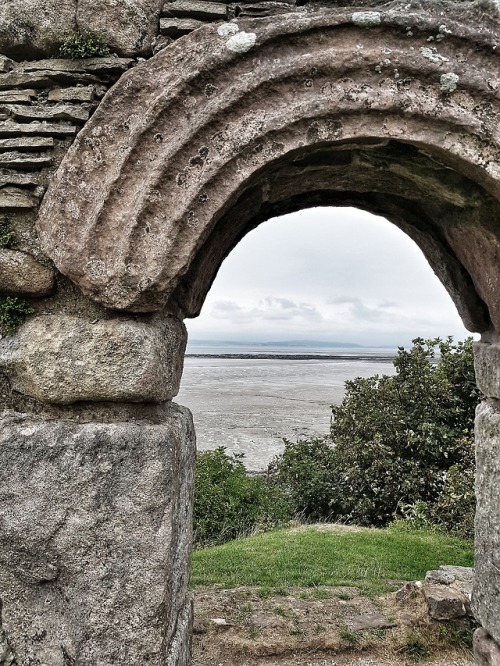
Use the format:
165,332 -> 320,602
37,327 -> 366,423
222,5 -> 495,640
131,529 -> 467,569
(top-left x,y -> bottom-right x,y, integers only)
37,5 -> 500,329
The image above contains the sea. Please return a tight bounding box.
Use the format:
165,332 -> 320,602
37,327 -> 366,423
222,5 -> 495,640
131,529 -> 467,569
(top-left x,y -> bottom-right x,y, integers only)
177,342 -> 397,472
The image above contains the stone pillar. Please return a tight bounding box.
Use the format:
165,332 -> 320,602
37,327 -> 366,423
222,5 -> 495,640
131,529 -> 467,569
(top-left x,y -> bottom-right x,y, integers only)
473,342 -> 500,664
0,313 -> 194,665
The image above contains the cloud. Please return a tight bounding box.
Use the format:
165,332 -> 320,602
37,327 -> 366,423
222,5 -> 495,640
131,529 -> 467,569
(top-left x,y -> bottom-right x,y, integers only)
210,296 -> 324,324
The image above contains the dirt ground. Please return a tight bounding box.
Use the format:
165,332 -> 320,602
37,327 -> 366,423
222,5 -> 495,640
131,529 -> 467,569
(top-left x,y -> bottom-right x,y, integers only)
192,583 -> 474,666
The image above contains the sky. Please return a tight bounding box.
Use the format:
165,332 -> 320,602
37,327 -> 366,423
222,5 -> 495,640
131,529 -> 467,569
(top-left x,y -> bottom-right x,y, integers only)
184,207 -> 471,348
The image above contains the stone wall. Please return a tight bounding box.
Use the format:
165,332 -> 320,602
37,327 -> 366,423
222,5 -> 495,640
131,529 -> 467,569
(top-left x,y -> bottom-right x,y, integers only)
1,2 -> 500,665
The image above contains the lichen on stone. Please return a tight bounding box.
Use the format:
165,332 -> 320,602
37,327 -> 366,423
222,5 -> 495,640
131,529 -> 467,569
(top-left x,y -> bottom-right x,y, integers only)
217,23 -> 239,38
352,11 -> 381,28
440,72 -> 459,94
420,46 -> 449,63
226,31 -> 256,54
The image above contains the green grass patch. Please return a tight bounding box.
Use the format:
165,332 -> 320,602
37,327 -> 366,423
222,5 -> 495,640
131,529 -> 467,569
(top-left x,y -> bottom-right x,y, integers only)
191,524 -> 473,596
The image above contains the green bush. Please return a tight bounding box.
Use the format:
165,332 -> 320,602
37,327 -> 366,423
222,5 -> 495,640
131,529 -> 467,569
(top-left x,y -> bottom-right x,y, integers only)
0,296 -> 34,336
267,437 -> 336,521
268,338 -> 478,531
58,31 -> 110,59
193,447 -> 291,547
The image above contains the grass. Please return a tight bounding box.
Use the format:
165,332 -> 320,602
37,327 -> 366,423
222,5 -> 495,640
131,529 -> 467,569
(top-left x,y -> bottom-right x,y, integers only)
191,524 -> 473,596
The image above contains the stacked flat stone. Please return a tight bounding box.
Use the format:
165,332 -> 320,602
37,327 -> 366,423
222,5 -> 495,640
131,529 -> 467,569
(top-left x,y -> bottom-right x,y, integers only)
0,55 -> 132,299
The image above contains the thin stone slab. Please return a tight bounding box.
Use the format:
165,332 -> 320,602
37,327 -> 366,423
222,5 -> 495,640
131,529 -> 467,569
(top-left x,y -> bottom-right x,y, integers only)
0,187 -> 39,208
0,103 -> 89,123
0,171 -> 40,187
22,58 -> 134,74
0,313 -> 187,404
0,152 -> 52,169
473,401 -> 500,644
0,90 -> 36,103
163,0 -> 228,20
48,86 -> 95,102
0,136 -> 54,151
0,71 -> 100,89
0,121 -> 76,137
160,17 -> 204,35
0,406 -> 195,665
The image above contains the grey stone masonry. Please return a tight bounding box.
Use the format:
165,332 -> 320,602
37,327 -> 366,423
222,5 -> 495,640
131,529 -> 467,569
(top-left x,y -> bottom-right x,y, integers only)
0,313 -> 187,404
474,628 -> 500,666
473,401 -> 500,645
0,405 -> 195,665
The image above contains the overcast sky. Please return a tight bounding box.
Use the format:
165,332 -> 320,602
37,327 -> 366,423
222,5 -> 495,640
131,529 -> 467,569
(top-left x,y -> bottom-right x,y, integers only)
185,207 -> 471,348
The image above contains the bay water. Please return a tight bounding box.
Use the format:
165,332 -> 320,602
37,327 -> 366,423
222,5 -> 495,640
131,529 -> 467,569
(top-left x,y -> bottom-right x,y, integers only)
177,344 -> 396,472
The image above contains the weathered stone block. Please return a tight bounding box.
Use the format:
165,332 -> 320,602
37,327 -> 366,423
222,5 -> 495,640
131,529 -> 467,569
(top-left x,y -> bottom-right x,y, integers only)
0,405 -> 195,664
423,585 -> 467,620
48,86 -> 95,102
76,1 -> 164,57
0,187 -> 39,209
474,628 -> 500,666
0,136 -> 54,151
163,0 -> 228,20
474,342 -> 500,399
0,313 -> 187,403
0,121 -> 76,137
0,249 -> 54,295
473,401 -> 500,644
160,17 -> 204,35
0,103 -> 89,123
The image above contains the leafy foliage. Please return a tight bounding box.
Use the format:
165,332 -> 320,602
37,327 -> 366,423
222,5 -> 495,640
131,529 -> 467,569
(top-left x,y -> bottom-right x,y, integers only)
269,338 -> 478,534
267,437 -> 336,521
0,223 -> 14,248
193,447 -> 291,547
58,31 -> 110,59
0,296 -> 34,336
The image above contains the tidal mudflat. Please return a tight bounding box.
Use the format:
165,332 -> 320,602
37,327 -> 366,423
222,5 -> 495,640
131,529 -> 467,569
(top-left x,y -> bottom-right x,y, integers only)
177,353 -> 395,471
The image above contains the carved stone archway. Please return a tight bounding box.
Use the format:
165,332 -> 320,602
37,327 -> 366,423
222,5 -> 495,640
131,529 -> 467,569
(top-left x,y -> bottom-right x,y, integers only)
1,3 -> 500,664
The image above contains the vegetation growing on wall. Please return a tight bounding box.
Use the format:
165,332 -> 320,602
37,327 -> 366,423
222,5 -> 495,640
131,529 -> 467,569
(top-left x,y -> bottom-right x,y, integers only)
0,223 -> 14,248
0,297 -> 34,336
58,32 -> 111,59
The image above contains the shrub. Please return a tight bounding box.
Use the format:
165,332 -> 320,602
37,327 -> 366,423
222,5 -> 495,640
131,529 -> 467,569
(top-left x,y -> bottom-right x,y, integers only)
267,437 -> 336,521
193,447 -> 291,547
268,338 -> 478,531
328,337 -> 478,526
0,296 -> 33,336
58,32 -> 110,59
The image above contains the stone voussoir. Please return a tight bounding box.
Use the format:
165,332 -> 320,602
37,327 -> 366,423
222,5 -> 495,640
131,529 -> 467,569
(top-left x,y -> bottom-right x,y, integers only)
0,248 -> 54,295
0,313 -> 187,404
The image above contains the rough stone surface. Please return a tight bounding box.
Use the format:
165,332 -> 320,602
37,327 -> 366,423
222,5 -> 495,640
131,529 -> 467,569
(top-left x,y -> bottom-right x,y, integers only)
474,342 -> 500,399
48,86 -> 95,102
0,249 -> 54,295
0,313 -> 187,403
474,628 -> 500,666
423,585 -> 467,620
76,0 -> 164,57
0,406 -> 195,664
35,6 -> 500,333
0,0 -> 77,59
473,401 -> 500,644
425,569 -> 455,585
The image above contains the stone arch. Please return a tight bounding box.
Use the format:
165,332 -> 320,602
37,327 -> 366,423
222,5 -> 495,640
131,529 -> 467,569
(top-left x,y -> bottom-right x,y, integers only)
0,3 -> 494,664
38,5 -> 500,336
